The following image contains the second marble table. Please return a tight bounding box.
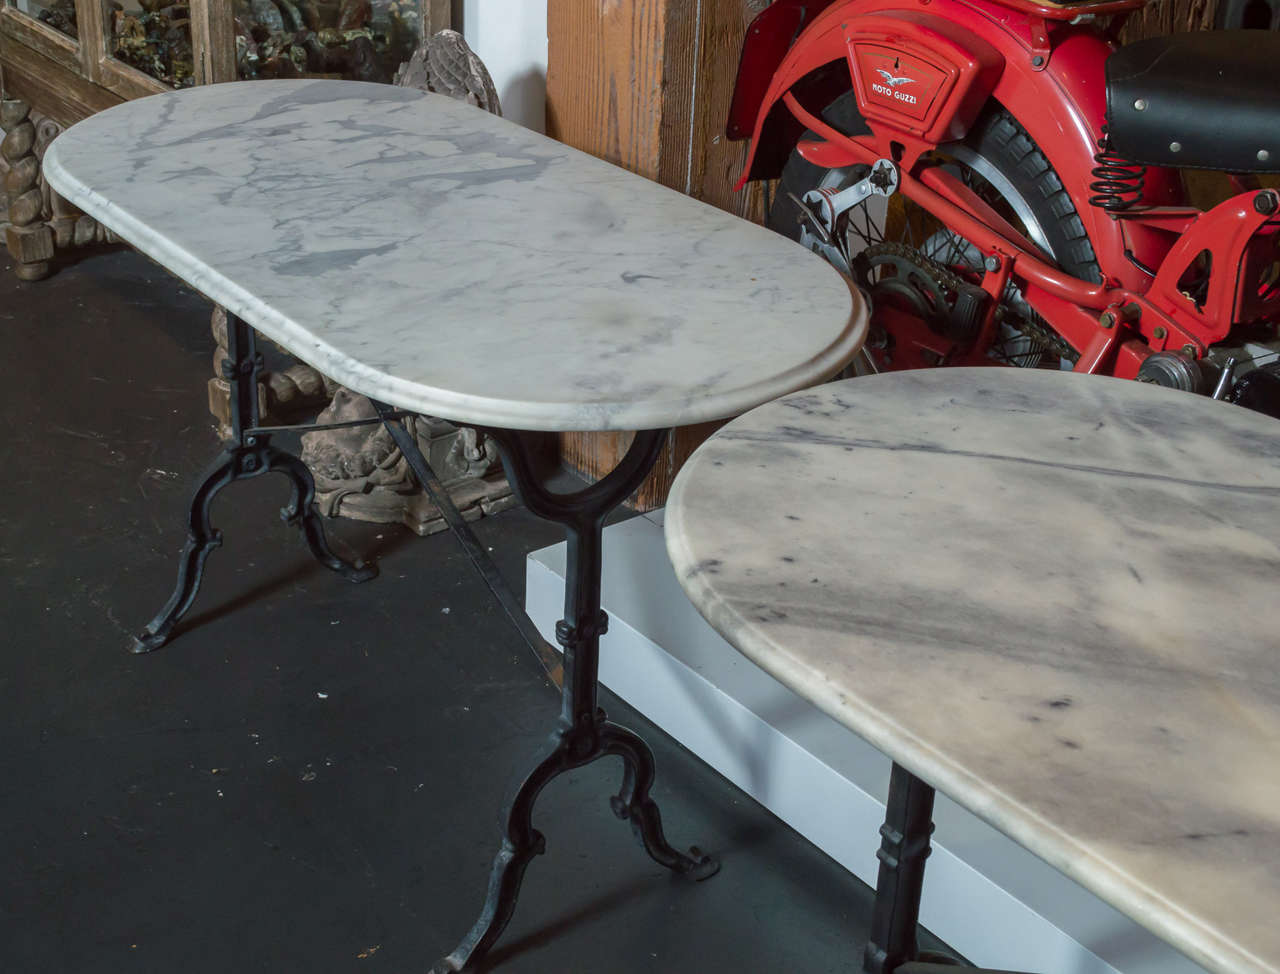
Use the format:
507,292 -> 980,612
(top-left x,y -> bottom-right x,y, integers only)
665,368 -> 1280,974
43,80 -> 865,971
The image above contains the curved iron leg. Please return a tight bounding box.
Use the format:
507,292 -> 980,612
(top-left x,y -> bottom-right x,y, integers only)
432,736 -> 563,973
131,442 -> 376,654
434,429 -> 718,972
603,721 -> 719,879
268,448 -> 377,583
130,450 -> 238,654
433,713 -> 718,973
132,312 -> 375,653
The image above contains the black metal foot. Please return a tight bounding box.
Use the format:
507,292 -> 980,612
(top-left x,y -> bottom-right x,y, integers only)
435,708 -> 717,973
271,449 -> 377,584
131,442 -> 376,653
131,312 -> 374,653
130,450 -> 235,653
431,428 -> 717,972
603,721 -> 719,880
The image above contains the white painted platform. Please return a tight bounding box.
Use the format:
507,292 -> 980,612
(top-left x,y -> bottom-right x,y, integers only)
525,511 -> 1210,974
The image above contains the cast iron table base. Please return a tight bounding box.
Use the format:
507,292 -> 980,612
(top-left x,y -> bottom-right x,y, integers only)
420,426 -> 720,972
866,763 -> 1031,974
134,312 -> 718,969
130,313 -> 376,654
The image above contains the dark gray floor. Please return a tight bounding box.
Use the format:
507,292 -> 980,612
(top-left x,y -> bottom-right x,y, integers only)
0,249 -> 923,972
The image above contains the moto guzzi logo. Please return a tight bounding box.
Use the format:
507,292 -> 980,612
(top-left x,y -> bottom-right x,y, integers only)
871,68 -> 918,105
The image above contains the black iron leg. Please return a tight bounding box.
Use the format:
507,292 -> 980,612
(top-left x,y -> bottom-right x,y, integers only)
431,428 -> 718,974
601,722 -> 715,875
131,313 -> 375,653
863,763 -> 938,974
862,766 -> 1033,974
269,449 -> 377,579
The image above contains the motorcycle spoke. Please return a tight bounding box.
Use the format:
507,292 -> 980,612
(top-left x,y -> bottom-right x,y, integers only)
859,206 -> 875,246
947,230 -> 962,271
869,203 -> 886,245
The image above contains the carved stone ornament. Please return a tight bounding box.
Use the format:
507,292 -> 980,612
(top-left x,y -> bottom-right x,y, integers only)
2,98 -> 118,281
393,28 -> 501,114
300,389 -> 513,536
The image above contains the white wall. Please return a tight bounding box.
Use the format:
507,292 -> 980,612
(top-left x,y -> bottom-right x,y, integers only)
458,0 -> 549,133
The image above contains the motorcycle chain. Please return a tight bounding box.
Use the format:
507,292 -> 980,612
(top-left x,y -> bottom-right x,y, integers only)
1005,306 -> 1080,364
858,241 -> 1079,364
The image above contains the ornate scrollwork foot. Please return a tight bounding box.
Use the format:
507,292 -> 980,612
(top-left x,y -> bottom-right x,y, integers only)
132,313 -> 375,652
269,448 -> 377,583
130,439 -> 376,653
603,721 -> 720,880
433,707 -> 716,973
130,450 -> 237,653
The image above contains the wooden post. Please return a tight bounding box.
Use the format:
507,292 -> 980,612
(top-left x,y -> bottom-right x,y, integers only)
423,0 -> 452,37
74,0 -> 107,83
547,0 -> 769,510
190,0 -> 238,85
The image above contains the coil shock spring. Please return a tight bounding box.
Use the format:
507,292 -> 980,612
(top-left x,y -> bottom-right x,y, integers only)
1089,125 -> 1146,212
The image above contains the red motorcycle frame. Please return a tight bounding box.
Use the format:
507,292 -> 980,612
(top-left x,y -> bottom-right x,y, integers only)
728,0 -> 1280,381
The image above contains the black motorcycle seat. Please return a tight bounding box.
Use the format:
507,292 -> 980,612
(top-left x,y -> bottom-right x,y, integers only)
1106,31 -> 1280,172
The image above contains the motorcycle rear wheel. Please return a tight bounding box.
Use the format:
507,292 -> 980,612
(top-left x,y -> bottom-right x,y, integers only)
769,93 -> 1100,369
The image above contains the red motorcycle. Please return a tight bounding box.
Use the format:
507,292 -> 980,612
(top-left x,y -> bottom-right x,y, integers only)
728,1 -> 1280,414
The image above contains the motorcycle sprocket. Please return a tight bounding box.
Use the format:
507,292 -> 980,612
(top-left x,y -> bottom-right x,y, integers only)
854,241 -> 1078,364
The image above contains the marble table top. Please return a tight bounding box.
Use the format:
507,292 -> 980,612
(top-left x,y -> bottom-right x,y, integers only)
665,368 -> 1280,974
43,81 -> 863,431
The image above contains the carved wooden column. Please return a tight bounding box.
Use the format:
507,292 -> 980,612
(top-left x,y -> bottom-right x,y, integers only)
2,97 -> 54,280
1,96 -> 119,279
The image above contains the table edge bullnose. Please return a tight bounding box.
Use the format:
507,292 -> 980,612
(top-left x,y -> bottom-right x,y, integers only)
43,125 -> 868,432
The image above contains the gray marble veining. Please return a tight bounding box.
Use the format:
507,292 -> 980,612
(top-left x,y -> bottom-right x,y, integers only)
42,81 -> 863,431
665,368 -> 1280,974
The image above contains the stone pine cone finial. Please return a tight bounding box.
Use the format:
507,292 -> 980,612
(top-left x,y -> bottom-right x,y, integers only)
394,29 -> 502,116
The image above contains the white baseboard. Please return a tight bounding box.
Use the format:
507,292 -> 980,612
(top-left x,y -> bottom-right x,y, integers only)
525,512 -> 1207,974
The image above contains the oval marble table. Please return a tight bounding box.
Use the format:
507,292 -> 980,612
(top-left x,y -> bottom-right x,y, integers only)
665,368 -> 1280,974
43,81 -> 864,971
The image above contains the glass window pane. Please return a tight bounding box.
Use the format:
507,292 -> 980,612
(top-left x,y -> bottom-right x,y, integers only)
109,0 -> 195,88
233,0 -> 420,83
8,0 -> 79,39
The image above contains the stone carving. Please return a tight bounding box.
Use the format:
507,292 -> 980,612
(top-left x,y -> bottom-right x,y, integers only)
2,98 -> 117,281
393,28 -> 501,114
300,389 -> 513,536
2,98 -> 54,281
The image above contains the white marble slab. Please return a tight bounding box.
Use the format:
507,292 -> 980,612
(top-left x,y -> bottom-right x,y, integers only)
664,368 -> 1280,974
42,80 -> 862,431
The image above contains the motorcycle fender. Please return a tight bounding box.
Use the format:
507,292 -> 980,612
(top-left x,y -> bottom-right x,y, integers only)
734,6 -> 1003,186
727,0 -> 841,140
